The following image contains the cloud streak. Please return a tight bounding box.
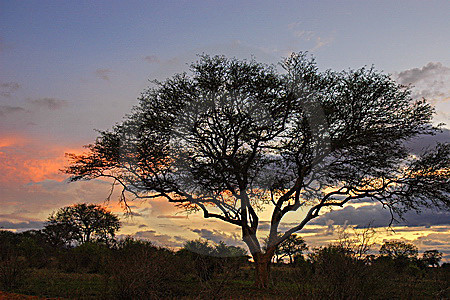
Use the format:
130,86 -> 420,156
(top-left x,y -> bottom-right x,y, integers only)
29,98 -> 68,110
95,69 -> 112,81
0,82 -> 20,97
0,105 -> 25,116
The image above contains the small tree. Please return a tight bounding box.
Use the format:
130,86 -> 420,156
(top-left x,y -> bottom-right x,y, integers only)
379,241 -> 418,260
43,203 -> 120,246
274,234 -> 307,264
336,225 -> 377,259
421,250 -> 442,267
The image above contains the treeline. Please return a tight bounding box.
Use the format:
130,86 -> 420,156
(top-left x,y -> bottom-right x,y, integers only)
0,204 -> 448,298
0,229 -> 250,298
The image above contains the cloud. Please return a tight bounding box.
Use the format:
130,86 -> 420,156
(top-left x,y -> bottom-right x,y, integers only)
311,36 -> 334,51
134,229 -> 185,247
405,129 -> 450,155
192,228 -> 244,247
95,68 -> 112,81
29,98 -> 68,110
0,141 -> 69,183
395,62 -> 450,103
0,82 -> 20,97
312,204 -> 450,228
0,105 -> 25,116
0,220 -> 44,230
157,214 -> 188,219
287,22 -> 334,51
144,55 -> 160,63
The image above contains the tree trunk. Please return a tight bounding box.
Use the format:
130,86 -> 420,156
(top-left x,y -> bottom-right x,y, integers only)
253,252 -> 272,288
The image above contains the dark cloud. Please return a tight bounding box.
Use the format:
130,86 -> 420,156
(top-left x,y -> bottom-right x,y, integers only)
0,105 -> 25,116
0,82 -> 20,97
395,62 -> 450,102
405,129 -> 450,155
144,55 -> 160,63
312,204 -> 450,228
0,220 -> 44,230
95,68 -> 112,81
29,98 -> 68,110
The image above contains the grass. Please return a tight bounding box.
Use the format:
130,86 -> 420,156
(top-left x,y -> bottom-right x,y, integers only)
14,269 -> 110,299
3,265 -> 449,299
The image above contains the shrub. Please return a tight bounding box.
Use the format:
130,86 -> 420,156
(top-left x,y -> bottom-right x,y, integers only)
0,256 -> 26,291
59,242 -> 111,273
106,238 -> 185,299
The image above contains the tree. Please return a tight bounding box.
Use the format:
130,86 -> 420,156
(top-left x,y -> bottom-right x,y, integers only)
43,203 -> 120,246
273,234 -> 307,264
379,241 -> 418,260
336,224 -> 377,259
421,249 -> 442,267
65,53 -> 450,287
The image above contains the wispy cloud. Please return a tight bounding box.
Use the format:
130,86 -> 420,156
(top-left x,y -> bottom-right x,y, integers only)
311,36 -> 334,51
0,82 -> 20,97
144,55 -> 160,63
95,68 -> 112,81
287,22 -> 334,51
29,98 -> 68,110
0,105 -> 25,116
157,214 -> 188,219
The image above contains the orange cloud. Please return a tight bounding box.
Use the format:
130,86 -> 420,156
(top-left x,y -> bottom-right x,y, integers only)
0,135 -> 84,184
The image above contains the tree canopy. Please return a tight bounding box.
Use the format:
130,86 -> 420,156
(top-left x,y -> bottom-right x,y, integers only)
379,241 -> 418,260
43,203 -> 120,246
65,53 -> 449,287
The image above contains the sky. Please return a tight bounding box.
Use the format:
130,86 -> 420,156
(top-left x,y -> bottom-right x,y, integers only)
1,0 -> 449,259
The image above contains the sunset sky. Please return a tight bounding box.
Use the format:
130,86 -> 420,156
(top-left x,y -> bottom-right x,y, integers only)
1,1 -> 449,259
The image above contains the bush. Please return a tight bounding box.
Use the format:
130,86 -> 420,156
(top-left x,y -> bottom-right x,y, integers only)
106,238 -> 185,299
178,240 -> 248,282
0,256 -> 26,291
290,245 -> 379,299
59,242 -> 111,273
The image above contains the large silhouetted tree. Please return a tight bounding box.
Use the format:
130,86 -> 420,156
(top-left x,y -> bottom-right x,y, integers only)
43,203 -> 120,246
65,53 -> 449,287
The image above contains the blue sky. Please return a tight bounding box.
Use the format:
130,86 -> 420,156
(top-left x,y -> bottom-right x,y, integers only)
0,0 -> 449,257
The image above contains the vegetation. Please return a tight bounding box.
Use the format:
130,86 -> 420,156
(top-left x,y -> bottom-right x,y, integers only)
64,53 -> 450,287
43,203 -> 120,247
0,228 -> 448,299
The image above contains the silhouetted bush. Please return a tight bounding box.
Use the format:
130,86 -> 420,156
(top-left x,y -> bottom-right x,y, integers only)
59,242 -> 111,273
106,238 -> 185,299
287,245 -> 381,299
178,239 -> 248,282
0,256 -> 27,291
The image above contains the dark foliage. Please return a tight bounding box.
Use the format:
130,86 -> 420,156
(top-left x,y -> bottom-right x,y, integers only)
43,203 -> 120,247
106,237 -> 186,299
